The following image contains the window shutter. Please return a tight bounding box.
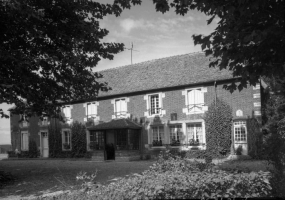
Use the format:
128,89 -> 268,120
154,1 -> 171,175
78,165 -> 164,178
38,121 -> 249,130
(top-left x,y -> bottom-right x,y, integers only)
91,103 -> 96,115
64,106 -> 71,118
87,104 -> 92,116
115,100 -> 121,113
188,90 -> 195,105
121,99 -> 127,112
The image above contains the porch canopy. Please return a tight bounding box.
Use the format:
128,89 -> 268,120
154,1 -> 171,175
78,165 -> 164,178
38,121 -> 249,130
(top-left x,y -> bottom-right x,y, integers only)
87,119 -> 142,152
88,118 -> 142,130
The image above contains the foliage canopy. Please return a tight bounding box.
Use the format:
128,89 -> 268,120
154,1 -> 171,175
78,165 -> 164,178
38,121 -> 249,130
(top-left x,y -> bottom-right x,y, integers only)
0,0 -> 139,118
151,0 -> 284,92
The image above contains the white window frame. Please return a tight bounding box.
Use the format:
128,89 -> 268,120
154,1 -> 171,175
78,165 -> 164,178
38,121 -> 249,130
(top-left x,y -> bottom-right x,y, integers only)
234,121 -> 247,143
21,131 -> 29,151
62,105 -> 73,124
151,126 -> 165,146
169,124 -> 183,145
144,92 -> 166,118
186,121 -> 206,149
83,102 -> 99,122
111,98 -> 130,119
61,129 -> 72,151
182,87 -> 207,115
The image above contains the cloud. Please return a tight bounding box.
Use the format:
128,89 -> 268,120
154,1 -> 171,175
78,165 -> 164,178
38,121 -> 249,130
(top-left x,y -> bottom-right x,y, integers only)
120,18 -> 143,32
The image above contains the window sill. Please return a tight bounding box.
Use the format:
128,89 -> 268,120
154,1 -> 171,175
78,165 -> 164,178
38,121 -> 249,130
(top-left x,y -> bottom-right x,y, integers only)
234,141 -> 247,144
181,145 -> 206,150
169,146 -> 182,148
185,111 -> 205,115
151,146 -> 166,149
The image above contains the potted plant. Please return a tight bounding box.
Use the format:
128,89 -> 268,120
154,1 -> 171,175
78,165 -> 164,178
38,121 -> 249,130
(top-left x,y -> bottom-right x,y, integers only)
170,139 -> 181,146
189,139 -> 200,146
152,140 -> 163,147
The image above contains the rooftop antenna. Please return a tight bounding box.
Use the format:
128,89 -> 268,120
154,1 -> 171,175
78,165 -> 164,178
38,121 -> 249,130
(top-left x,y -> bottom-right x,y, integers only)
124,42 -> 139,64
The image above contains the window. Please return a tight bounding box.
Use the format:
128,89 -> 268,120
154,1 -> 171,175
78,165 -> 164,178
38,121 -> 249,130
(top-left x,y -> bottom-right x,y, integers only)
62,106 -> 71,119
62,130 -> 71,150
89,131 -> 104,150
152,126 -> 164,146
115,98 -> 127,118
144,93 -> 165,117
116,130 -> 128,149
21,132 -> 29,151
150,94 -> 160,115
187,88 -> 204,113
87,102 -> 97,118
169,125 -> 183,146
186,123 -> 205,145
234,121 -> 247,142
128,130 -> 140,150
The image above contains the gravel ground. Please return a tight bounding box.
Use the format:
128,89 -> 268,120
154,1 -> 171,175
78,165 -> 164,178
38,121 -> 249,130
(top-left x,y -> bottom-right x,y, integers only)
0,159 -> 154,199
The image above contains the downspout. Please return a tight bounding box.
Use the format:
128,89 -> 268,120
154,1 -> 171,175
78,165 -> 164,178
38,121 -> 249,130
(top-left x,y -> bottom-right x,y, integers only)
214,80 -> 217,107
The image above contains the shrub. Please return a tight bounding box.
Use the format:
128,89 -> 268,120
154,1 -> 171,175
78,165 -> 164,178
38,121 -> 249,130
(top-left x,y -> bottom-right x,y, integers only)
0,171 -> 15,188
71,121 -> 87,157
28,139 -> 40,158
46,151 -> 272,200
204,98 -> 232,159
84,162 -> 271,199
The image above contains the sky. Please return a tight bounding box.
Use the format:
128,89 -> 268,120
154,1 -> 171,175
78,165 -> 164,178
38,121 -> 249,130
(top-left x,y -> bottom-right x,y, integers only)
0,0 -> 218,145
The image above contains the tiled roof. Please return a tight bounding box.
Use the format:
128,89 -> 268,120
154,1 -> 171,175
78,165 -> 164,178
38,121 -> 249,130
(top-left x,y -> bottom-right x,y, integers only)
88,118 -> 142,130
97,52 -> 233,97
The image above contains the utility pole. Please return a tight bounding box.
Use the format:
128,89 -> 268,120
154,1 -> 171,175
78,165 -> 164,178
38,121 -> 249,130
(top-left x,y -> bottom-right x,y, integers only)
124,42 -> 139,64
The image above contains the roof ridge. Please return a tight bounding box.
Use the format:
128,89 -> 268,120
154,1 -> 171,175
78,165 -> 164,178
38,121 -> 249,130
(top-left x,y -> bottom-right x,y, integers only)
96,51 -> 204,73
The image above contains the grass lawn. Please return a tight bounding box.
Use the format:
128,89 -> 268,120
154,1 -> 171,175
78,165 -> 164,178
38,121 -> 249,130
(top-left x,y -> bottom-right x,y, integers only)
0,159 -> 154,199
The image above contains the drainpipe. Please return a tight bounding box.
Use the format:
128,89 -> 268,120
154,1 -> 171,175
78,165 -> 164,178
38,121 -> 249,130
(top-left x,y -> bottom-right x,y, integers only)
214,80 -> 217,107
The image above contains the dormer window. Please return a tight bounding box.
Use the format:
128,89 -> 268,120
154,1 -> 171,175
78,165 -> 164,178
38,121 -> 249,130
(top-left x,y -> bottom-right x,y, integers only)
62,106 -> 71,119
150,94 -> 160,115
182,87 -> 208,115
84,102 -> 99,122
111,98 -> 130,119
115,98 -> 127,118
62,105 -> 73,124
144,93 -> 166,118
87,102 -> 97,118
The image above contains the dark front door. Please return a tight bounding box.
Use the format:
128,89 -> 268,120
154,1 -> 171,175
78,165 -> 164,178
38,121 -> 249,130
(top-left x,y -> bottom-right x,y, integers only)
105,130 -> 115,160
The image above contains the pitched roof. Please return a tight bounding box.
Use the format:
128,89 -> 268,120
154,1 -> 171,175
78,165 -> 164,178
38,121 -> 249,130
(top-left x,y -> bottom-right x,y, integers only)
97,52 -> 233,97
88,118 -> 142,130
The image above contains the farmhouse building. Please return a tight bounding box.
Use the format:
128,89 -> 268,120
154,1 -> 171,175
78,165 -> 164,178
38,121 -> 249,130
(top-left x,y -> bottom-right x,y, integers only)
10,53 -> 263,160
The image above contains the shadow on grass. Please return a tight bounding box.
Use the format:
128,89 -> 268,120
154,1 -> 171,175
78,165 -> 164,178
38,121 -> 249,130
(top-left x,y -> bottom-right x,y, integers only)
217,159 -> 273,173
0,160 -> 154,199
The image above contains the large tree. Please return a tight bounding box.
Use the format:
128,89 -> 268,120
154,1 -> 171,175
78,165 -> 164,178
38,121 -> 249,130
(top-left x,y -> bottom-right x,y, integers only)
0,0 -> 139,118
152,0 -> 284,92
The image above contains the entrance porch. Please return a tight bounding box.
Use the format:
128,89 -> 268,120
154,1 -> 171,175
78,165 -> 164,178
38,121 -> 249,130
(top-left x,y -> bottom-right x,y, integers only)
87,118 -> 142,161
